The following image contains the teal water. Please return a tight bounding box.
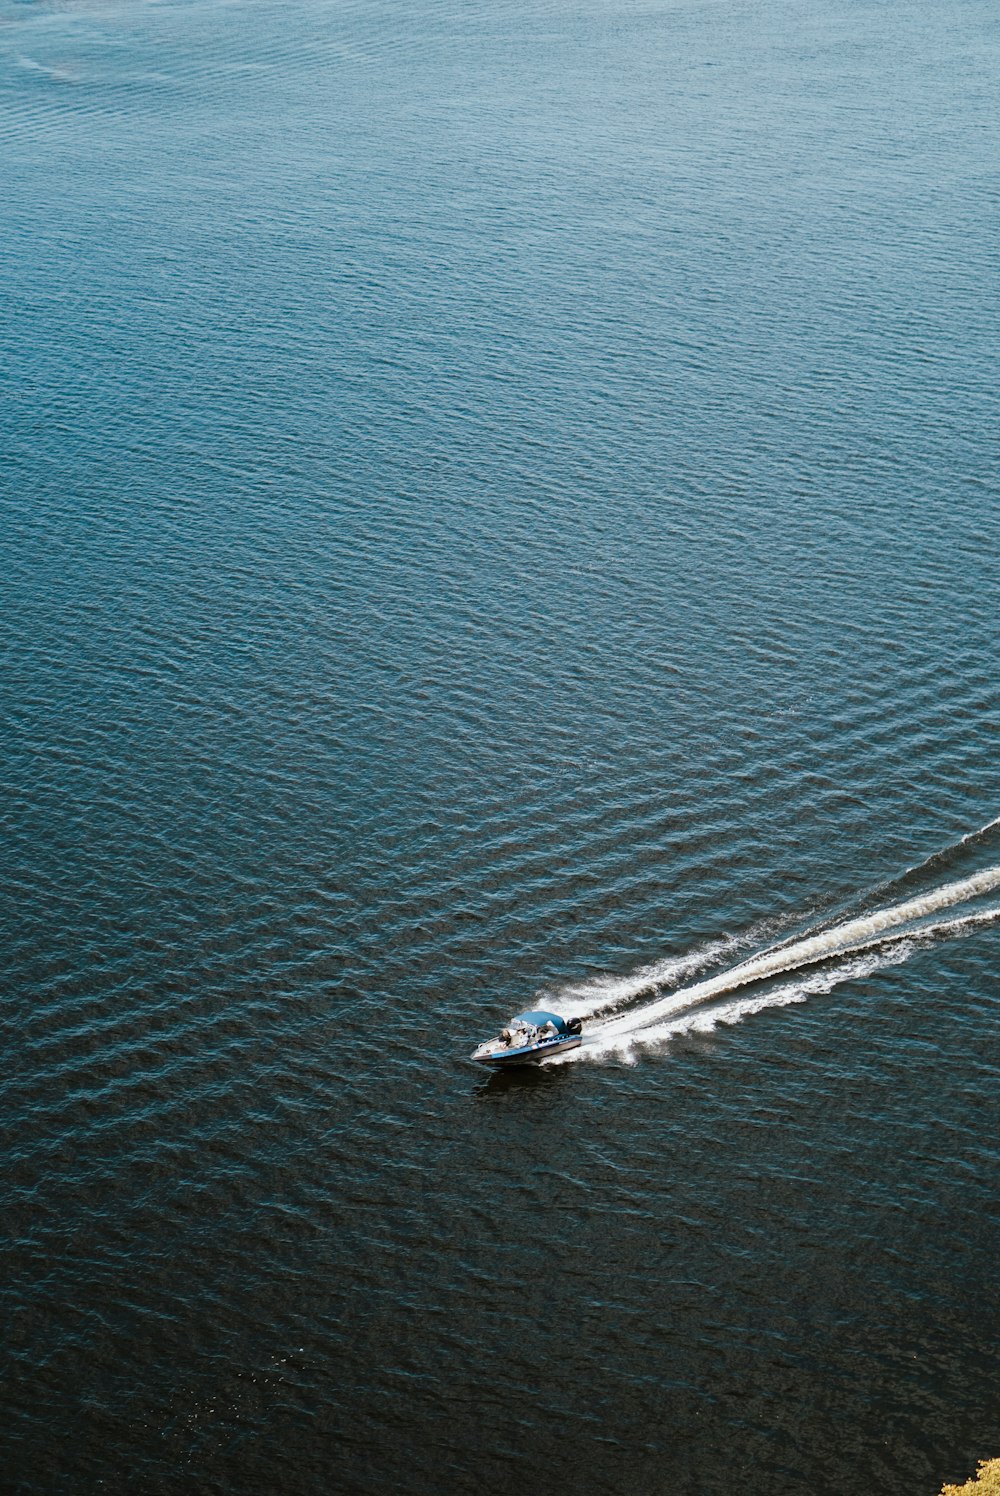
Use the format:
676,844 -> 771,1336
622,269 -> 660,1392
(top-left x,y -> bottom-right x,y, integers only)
2,1 -> 999,1492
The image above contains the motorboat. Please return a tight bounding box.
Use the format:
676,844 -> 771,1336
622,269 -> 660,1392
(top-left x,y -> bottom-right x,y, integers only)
471,1009 -> 583,1068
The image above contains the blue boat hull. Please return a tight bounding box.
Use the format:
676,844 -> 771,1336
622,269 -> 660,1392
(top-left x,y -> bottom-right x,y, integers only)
473,1034 -> 582,1068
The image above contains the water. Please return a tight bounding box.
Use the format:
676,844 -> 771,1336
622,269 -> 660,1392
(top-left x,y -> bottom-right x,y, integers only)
2,0 -> 999,1491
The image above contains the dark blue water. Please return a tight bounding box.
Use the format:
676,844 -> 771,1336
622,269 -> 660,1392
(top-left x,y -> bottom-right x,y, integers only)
2,1 -> 999,1491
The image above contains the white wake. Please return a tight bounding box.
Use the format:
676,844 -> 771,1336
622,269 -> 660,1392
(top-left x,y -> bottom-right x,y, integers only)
549,862 -> 1000,1064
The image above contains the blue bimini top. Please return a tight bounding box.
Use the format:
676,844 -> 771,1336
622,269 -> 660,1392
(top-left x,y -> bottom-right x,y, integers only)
513,1010 -> 567,1034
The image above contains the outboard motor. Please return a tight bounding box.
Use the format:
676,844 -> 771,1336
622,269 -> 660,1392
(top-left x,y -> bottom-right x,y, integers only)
566,1017 -> 583,1035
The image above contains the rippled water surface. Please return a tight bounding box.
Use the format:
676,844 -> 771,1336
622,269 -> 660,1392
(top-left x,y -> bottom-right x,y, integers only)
2,0 -> 999,1491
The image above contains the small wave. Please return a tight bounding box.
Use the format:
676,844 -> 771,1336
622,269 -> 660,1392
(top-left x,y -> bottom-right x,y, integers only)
15,55 -> 80,83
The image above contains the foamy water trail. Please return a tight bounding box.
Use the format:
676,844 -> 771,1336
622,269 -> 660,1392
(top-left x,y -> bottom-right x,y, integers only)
548,819 -> 1000,1024
549,869 -> 1000,1063
546,935 -> 740,1021
599,865 -> 1000,1037
563,943 -> 918,1064
805,812 -> 1000,937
